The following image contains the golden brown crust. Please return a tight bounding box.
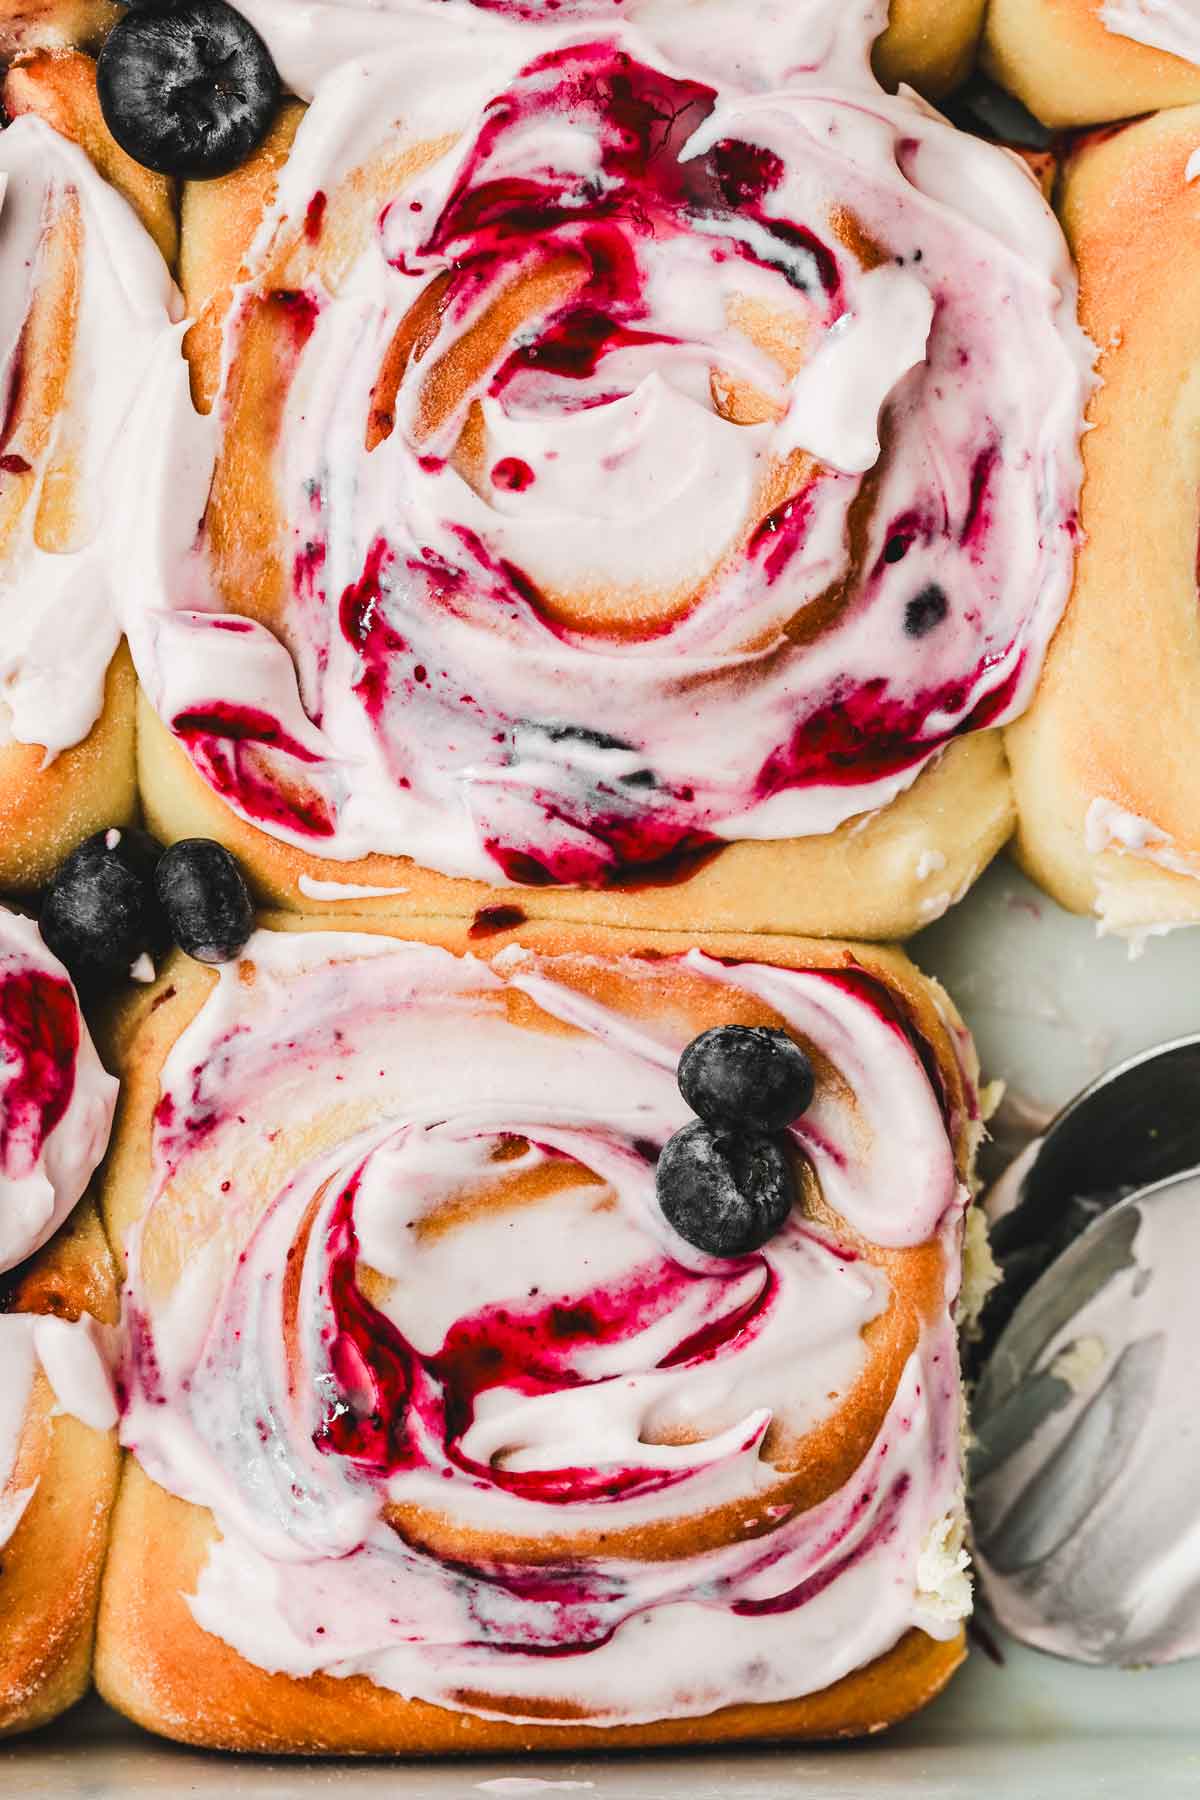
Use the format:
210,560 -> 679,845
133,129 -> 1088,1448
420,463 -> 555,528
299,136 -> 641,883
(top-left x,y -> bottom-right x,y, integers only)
97,1458 -> 963,1754
983,0 -> 1200,127
140,692 -> 1014,938
0,645 -> 136,895
0,1199 -> 120,1739
180,100 -> 305,411
1007,108 -> 1200,931
873,0 -> 985,98
96,917 -> 971,1751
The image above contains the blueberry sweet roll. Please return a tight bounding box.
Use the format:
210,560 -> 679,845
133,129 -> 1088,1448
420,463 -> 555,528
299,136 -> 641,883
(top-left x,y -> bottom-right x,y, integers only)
119,3 -> 1091,936
98,916 -> 980,1752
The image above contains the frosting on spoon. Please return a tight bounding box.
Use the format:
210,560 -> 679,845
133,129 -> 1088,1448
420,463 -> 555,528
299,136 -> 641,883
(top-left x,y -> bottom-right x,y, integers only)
120,929 -> 971,1724
0,909 -> 116,1278
118,13 -> 1091,887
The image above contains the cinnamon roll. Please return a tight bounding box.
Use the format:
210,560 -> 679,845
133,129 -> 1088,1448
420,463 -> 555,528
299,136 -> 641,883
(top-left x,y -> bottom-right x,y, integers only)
117,2 -> 1091,937
0,48 -> 180,889
97,915 -> 979,1752
0,906 -> 119,1737
983,0 -> 1200,127
1008,108 -> 1200,941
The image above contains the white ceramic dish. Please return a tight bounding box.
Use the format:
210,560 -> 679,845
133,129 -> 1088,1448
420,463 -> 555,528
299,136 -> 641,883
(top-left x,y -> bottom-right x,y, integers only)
5,857 -> 1198,1796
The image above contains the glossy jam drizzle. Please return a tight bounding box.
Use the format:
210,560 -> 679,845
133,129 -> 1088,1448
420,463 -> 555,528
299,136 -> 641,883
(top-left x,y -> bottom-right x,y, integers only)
119,932 -> 972,1722
122,19 -> 1091,886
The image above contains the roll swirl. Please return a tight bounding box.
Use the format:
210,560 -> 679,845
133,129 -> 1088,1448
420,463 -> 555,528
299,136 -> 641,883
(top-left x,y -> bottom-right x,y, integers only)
113,925 -> 977,1731
122,10 -> 1090,893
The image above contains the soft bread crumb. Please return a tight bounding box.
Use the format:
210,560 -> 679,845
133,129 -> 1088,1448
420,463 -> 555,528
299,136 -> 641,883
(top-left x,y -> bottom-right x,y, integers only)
957,1205 -> 1000,1336
979,1079 -> 1005,1125
915,1508 -> 972,1626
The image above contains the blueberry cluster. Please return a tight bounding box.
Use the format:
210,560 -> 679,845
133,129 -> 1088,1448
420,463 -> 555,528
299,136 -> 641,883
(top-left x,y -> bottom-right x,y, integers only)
655,1025 -> 816,1257
40,830 -> 254,992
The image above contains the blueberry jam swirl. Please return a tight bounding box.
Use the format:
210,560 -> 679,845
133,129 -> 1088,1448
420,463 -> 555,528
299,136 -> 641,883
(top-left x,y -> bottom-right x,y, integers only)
0,911 -> 116,1278
122,12 -> 1092,887
119,931 -> 974,1723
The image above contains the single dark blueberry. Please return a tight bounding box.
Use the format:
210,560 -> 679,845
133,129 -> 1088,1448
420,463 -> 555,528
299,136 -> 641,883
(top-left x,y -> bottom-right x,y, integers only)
656,1121 -> 795,1257
97,0 -> 280,180
677,1025 -> 815,1132
40,827 -> 167,989
883,534 -> 910,564
156,838 -> 254,964
904,584 -> 949,638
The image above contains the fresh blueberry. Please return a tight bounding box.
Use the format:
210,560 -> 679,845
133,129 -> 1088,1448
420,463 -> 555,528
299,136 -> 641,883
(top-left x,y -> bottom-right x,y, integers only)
156,838 -> 254,964
655,1121 -> 795,1256
97,0 -> 279,180
40,827 -> 167,989
903,583 -> 949,638
677,1025 -> 815,1132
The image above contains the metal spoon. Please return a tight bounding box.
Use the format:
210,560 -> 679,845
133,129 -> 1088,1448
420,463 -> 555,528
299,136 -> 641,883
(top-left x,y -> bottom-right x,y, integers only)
972,1033 -> 1200,1365
970,1035 -> 1200,1665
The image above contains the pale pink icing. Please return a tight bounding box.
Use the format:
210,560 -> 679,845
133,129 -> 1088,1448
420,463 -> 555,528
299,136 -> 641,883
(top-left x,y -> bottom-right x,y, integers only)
116,9 -> 1092,889
119,929 -> 971,1724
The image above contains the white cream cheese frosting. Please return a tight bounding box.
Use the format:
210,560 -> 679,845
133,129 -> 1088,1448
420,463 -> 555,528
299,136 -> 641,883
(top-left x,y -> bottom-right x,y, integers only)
0,114 -> 181,755
119,929 -> 971,1724
117,5 -> 1092,888
233,0 -> 890,98
0,909 -> 116,1277
0,1311 -> 117,1552
1100,0 -> 1200,66
1084,797 -> 1200,882
1082,798 -> 1200,946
